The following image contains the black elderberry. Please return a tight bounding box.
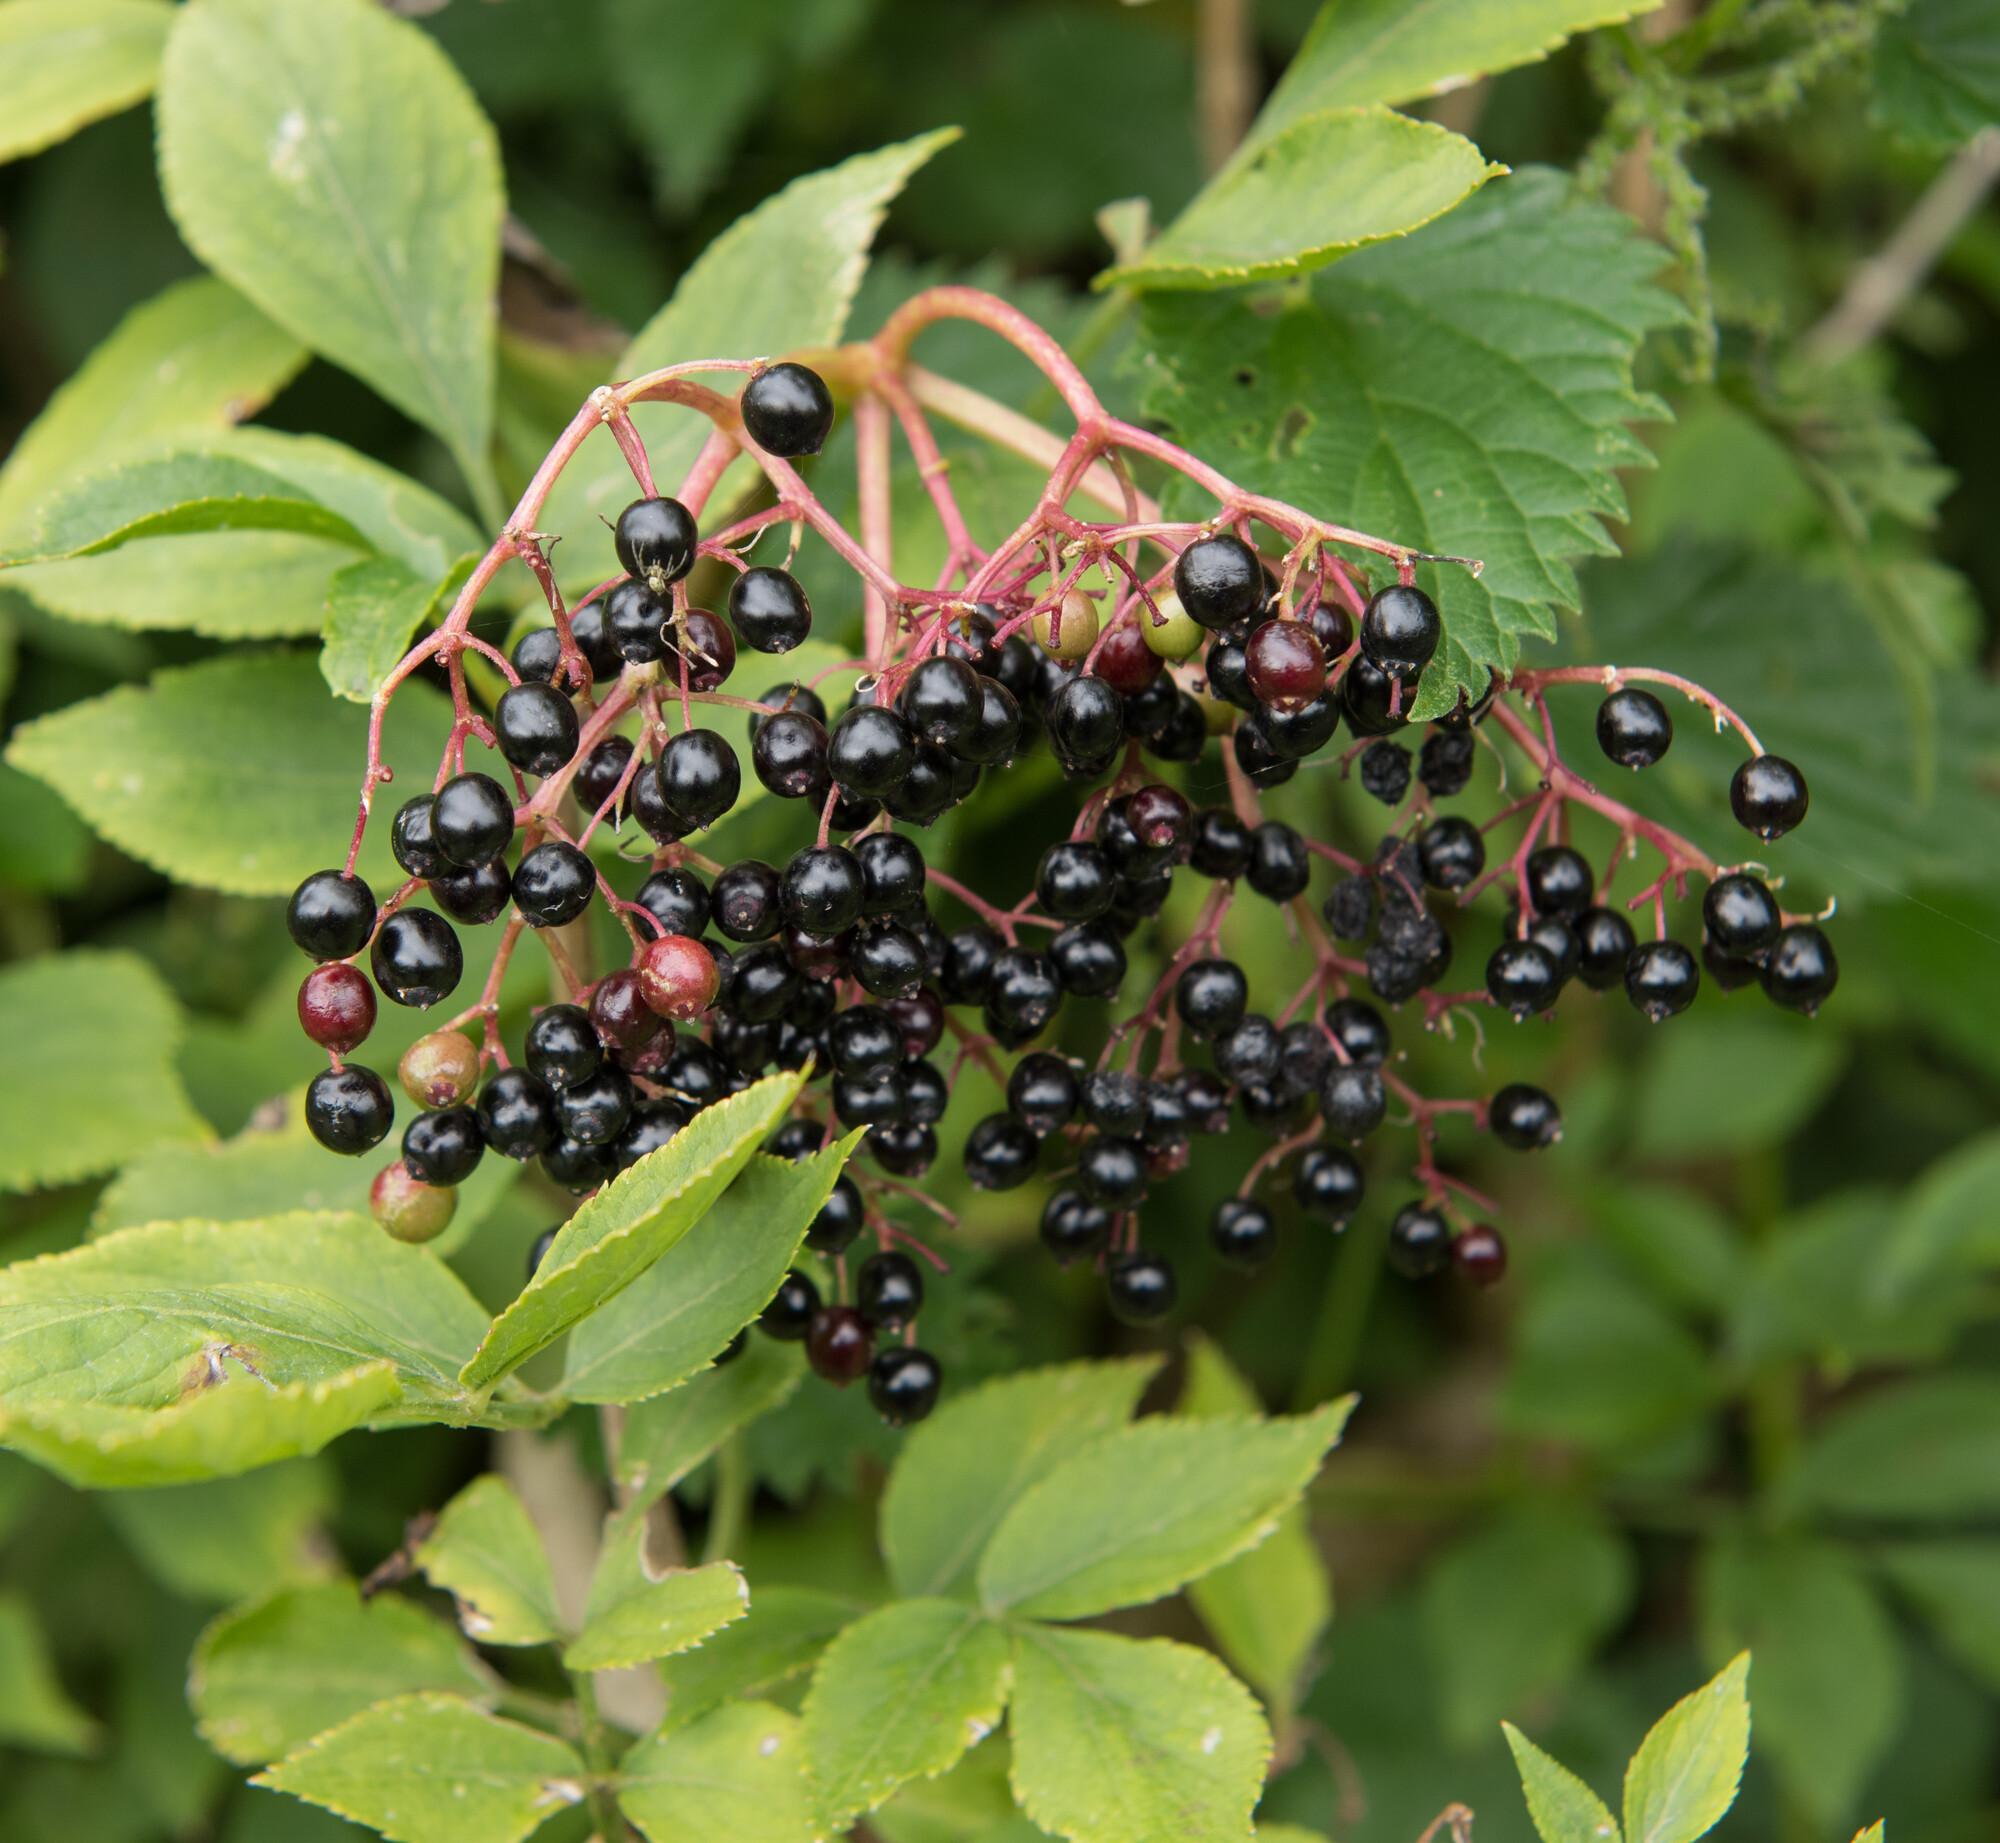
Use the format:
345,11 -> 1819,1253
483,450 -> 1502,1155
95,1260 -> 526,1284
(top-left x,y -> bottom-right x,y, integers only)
1325,997 -> 1392,1065
760,1269 -> 821,1340
1490,1082 -> 1562,1150
828,1006 -> 899,1078
607,579 -> 670,664
371,909 -> 463,1008
1123,672 -> 1181,742
1276,1021 -> 1330,1093
1176,958 -> 1249,1039
867,1115 -> 935,1173
478,1068 -> 557,1159
543,1135 -> 612,1194
857,1251 -> 924,1330
885,743 -> 960,824
1232,721 -> 1296,789
1106,1251 -> 1177,1324
391,797 -> 447,880
1174,533 -> 1264,631
752,681 -> 829,736
1141,1080 -> 1192,1150
512,842 -> 595,928
1625,939 -> 1701,1021
728,566 -> 813,654
870,1346 -> 943,1426
524,1004 -> 601,1092
1730,753 -> 1809,840
1295,1145 -> 1365,1223
964,1112 -> 1039,1189
805,1175 -> 864,1254
495,682 -> 580,777
634,867 -> 711,940
1341,656 -> 1411,736
1077,1134 -> 1148,1209
614,496 -> 698,590
1360,740 -> 1412,805
1041,1187 -> 1111,1263
1574,906 -> 1636,989
1418,816 -> 1485,892
983,949 -> 1062,1047
1250,691 -> 1341,761
902,1058 -> 949,1125
1211,1197 -> 1279,1269
848,923 -> 924,1000
1324,876 -> 1377,942
957,677 -> 1023,765
724,944 -> 800,1023
1190,808 -> 1254,880
853,832 -> 925,915
1051,923 -> 1126,997
1205,635 -> 1255,709
1176,1067 -> 1232,1134
1418,727 -> 1476,798
1360,584 -> 1442,680
1075,1069 -> 1141,1138
1760,924 -> 1838,1013
657,729 -> 741,830
1036,841 -> 1116,921
781,846 -> 865,937
1247,822 -> 1310,901
1520,913 -> 1579,985
573,737 -> 634,821
611,1103 -> 686,1171
627,769 -> 686,846
305,1065 -> 393,1155
751,709 -> 830,801
511,625 -> 563,686
897,655 -> 982,751
1047,674 -> 1124,767
1387,1202 -> 1453,1278
741,362 -> 834,458
1597,687 -> 1672,769
1320,1063 -> 1387,1140
1147,692 -> 1209,764
940,923 -> 1002,1004
555,1068 -> 632,1146
287,870 -> 376,962
1215,1014 -> 1281,1086
1524,845 -> 1593,918
433,773 -> 516,869
834,1068 -> 906,1133
432,859 -> 512,926
828,705 -> 915,798
1703,872 -> 1781,958
1486,939 -> 1563,1017
402,1106 -> 483,1185
707,860 -> 779,943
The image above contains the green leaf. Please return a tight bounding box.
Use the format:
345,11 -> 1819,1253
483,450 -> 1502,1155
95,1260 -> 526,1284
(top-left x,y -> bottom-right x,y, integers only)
564,1514 -> 746,1672
415,1476 -> 562,1648
977,1399 -> 1352,1620
1421,1502 -> 1633,1746
1178,1340 -> 1332,1722
1782,1377 -> 2000,1521
1504,1722 -> 1622,1843
469,1072 -> 804,1391
802,1599 -> 1011,1828
0,0 -> 171,166
5,650 -> 454,897
1008,1625 -> 1270,1843
1137,169 -> 1681,716
1621,1653 -> 1751,1843
542,131 -> 959,558
253,1693 -> 587,1843
1588,1182 -> 1746,1317
99,1459 -> 332,1602
1100,107 -> 1500,290
619,1701 -> 819,1843
1631,1012 -> 1845,1162
0,1210 -> 536,1487
1874,0 -> 2000,146
0,948 -> 206,1195
616,1338 -> 804,1504
561,1132 -> 857,1404
0,275 -> 305,541
0,1593 -> 97,1754
658,1584 -> 860,1731
1875,1540 -> 2000,1692
322,554 -> 476,703
1697,1535 -> 1900,1831
881,1357 -> 1162,1600
1875,1130 -> 2000,1292
191,1584 -> 490,1767
157,0 -> 504,514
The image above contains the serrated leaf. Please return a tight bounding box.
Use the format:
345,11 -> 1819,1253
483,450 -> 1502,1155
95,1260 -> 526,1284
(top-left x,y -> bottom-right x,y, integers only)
658,1584 -> 861,1732
0,0 -> 171,166
619,1701 -> 819,1843
541,131 -> 959,562
5,650 -> 454,897
0,1593 -> 97,1754
563,1513 -> 745,1672
882,1357 -> 1162,1601
0,276 -> 305,541
802,1599 -> 1011,1828
1137,169 -> 1681,716
322,554 -> 477,703
253,1693 -> 587,1843
416,1476 -> 562,1648
561,1131 -> 855,1404
1874,0 -> 2000,146
157,0 -> 504,513
1008,1625 -> 1270,1843
1875,1540 -> 2000,1692
1850,1827 -> 1885,1843
468,1075 -> 804,1391
1697,1537 -> 1898,1831
1102,107 -> 1500,290
191,1584 -> 489,1767
1504,1723 -> 1621,1843
977,1399 -> 1352,1620
0,948 -> 206,1195
616,1338 -> 804,1503
1781,1377 -> 2000,1520
1621,1653 -> 1750,1843
0,1210 -> 539,1486
99,1458 -> 332,1602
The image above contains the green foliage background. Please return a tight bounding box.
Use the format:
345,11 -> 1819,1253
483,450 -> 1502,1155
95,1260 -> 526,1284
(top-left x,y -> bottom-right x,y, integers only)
0,1 -> 1996,1840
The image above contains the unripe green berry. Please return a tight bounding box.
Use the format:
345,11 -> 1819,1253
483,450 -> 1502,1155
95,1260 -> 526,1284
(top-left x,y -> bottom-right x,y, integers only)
370,1160 -> 457,1243
1140,589 -> 1202,661
399,1029 -> 480,1108
1034,588 -> 1099,661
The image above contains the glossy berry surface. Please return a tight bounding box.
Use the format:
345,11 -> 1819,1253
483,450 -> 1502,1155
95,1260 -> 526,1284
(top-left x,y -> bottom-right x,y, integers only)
287,870 -> 376,962
478,1068 -> 558,1159
869,1347 -> 942,1426
614,496 -> 698,588
1730,753 -> 1810,840
1626,939 -> 1701,1021
638,934 -> 719,1020
741,362 -> 835,457
512,842 -> 595,928
432,773 -> 516,868
1359,584 -> 1441,679
1386,1202 -> 1452,1278
1596,687 -> 1672,768
1244,619 -> 1327,707
1760,924 -> 1838,1012
806,1306 -> 874,1385
402,1106 -> 483,1186
305,1065 -> 393,1155
760,1269 -> 821,1340
729,566 -> 813,653
495,682 -> 580,776
1211,1197 -> 1278,1268
1702,873 -> 1780,957
1106,1251 -> 1177,1324
298,963 -> 376,1054
1173,533 -> 1263,630
1490,1083 -> 1561,1150
524,1005 -> 601,1090
371,909 -> 463,1009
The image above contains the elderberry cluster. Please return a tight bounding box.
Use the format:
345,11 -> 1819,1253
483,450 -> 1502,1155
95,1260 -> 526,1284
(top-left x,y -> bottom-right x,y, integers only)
285,334 -> 1837,1431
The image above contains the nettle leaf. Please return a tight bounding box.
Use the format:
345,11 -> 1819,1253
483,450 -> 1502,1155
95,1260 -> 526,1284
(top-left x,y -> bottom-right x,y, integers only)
0,0 -> 171,166
1101,107 -> 1500,291
415,1476 -> 563,1649
0,1593 -> 97,1755
1504,1723 -> 1622,1843
1874,0 -> 2000,146
1137,169 -> 1682,717
1177,1339 -> 1331,1724
0,1210 -> 540,1487
254,1693 -> 588,1843
619,1701 -> 819,1843
802,1599 -> 1011,1828
0,948 -> 206,1196
658,1585 -> 861,1732
322,554 -> 477,703
1875,1539 -> 2000,1692
1009,1625 -> 1271,1843
881,1357 -> 1162,1601
1621,1653 -> 1751,1843
1781,1377 -> 2000,1521
554,1118 -> 843,1403
6,650 -> 454,898
157,0 -> 505,514
191,1583 -> 490,1767
977,1399 -> 1352,1621
541,130 -> 959,563
1698,1532 -> 1900,1831
564,1510 -> 746,1672
0,275 -> 305,541
616,1337 -> 804,1504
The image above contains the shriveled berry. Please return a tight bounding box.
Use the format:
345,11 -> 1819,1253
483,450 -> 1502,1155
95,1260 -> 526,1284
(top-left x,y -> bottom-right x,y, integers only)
1419,728 -> 1476,798
1359,740 -> 1411,805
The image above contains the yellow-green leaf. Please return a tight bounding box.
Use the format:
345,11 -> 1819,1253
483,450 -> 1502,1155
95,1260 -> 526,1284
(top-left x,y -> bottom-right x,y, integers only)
1504,1722 -> 1622,1843
1621,1654 -> 1751,1843
0,0 -> 171,166
619,1701 -> 819,1843
416,1476 -> 563,1649
563,1510 -> 746,1672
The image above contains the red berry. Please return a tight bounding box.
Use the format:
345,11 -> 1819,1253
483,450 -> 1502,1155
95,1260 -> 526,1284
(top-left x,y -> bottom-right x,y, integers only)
806,1305 -> 875,1385
1126,783 -> 1192,851
1094,621 -> 1164,696
1453,1223 -> 1508,1285
590,968 -> 666,1056
637,933 -> 719,1021
1244,619 -> 1327,708
298,963 -> 376,1053
669,608 -> 737,692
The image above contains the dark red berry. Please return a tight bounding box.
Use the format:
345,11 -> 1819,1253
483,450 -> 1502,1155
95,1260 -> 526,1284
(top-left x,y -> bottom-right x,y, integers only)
298,963 -> 376,1053
638,934 -> 719,1021
806,1305 -> 874,1385
1453,1224 -> 1508,1284
1244,619 -> 1327,707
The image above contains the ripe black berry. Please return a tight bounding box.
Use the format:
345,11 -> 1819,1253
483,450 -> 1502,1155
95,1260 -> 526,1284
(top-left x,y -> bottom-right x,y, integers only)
1360,584 -> 1442,680
432,859 -> 512,926
1625,939 -> 1701,1021
741,362 -> 835,458
512,841 -> 595,928
524,1004 -> 601,1090
403,1106 -> 483,1185
1295,1145 -> 1364,1223
1596,688 -> 1672,769
371,909 -> 463,1008
781,845 -> 865,937
1247,823 -> 1310,901
898,655 -> 982,751
940,923 -> 1001,1004
575,736 -> 634,821
760,1269 -> 821,1340
850,922 -> 926,999
1047,674 -> 1124,767
1251,691 -> 1341,761
392,797 -> 446,879
1702,872 -> 1780,957
287,870 -> 376,962
495,682 -> 580,777
1320,1063 -> 1387,1139
1106,1251 -> 1177,1324
1760,924 -> 1838,1013
1525,845 -> 1593,917
1486,939 -> 1563,1017
1205,636 -> 1255,709
857,1251 -> 923,1330
1574,906 -> 1636,989
614,496 -> 698,589
1490,1083 -> 1561,1150
1211,1197 -> 1278,1269
1730,753 -> 1809,840
634,866 -> 711,940
1078,1134 -> 1147,1208
1190,808 -> 1253,880
1177,958 -> 1249,1039
1037,841 -> 1115,921
829,1006 -> 900,1077
1051,922 -> 1126,997
305,1065 -> 393,1156
1418,816 -> 1485,891
511,626 -> 562,686
1041,1187 -> 1111,1263
806,1175 -> 864,1254
607,579 -> 669,664
478,1068 -> 558,1159
828,705 -> 915,798
1387,1202 -> 1452,1278
568,601 -> 622,680
433,773 -> 516,869
712,860 -> 783,942
1325,997 -> 1392,1065
1215,1014 -> 1281,1086
959,677 -> 1023,765
1174,533 -> 1264,630
590,968 -> 664,1058
869,1346 -> 942,1426
666,607 -> 736,693
1341,656 -> 1411,736
728,566 -> 813,653
1360,740 -> 1412,805
854,832 -> 926,915
555,1068 -> 632,1146
964,1112 -> 1039,1189
1419,727 -> 1475,798
983,949 -> 1061,1047
657,729 -> 741,830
